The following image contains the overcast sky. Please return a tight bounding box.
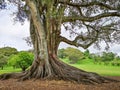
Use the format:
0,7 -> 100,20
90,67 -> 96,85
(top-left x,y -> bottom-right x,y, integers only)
0,10 -> 31,51
0,10 -> 120,55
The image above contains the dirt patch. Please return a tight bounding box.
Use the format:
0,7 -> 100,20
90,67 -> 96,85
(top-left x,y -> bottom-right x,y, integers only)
0,77 -> 120,90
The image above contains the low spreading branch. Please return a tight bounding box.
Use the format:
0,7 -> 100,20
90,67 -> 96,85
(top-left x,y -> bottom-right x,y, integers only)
60,31 -> 98,49
58,0 -> 118,10
62,12 -> 120,23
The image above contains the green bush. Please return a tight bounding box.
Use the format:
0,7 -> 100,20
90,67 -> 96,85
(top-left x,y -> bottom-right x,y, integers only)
58,49 -> 67,58
111,60 -> 120,66
64,47 -> 84,64
0,54 -> 8,69
8,51 -> 34,71
69,55 -> 79,64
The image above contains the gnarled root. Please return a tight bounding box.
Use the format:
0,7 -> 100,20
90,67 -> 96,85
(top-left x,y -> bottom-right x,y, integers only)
0,72 -> 23,80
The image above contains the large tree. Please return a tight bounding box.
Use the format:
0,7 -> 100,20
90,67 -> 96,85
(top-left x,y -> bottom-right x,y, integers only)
0,0 -> 120,84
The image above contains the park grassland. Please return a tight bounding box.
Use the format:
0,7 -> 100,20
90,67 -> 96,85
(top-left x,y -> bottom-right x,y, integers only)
0,58 -> 120,76
0,66 -> 21,74
61,58 -> 120,76
72,64 -> 120,76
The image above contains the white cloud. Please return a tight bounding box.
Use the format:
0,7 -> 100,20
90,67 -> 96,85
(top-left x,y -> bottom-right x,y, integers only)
0,10 -> 32,51
109,44 -> 120,56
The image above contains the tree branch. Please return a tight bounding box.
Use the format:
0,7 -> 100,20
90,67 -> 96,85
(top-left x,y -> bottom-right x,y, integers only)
58,1 -> 118,10
60,31 -> 98,49
62,12 -> 120,22
60,36 -> 84,48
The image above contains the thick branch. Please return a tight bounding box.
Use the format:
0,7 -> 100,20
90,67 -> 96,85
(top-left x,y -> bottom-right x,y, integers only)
25,0 -> 49,61
58,1 -> 118,10
60,36 -> 84,48
60,34 -> 98,49
62,12 -> 120,22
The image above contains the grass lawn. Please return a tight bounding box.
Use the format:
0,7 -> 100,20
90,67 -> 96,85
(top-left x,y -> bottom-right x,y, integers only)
0,66 -> 21,74
0,58 -> 120,76
61,58 -> 120,76
72,64 -> 120,76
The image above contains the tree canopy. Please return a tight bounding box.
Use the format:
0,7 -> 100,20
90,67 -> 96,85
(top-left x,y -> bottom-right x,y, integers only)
58,47 -> 84,63
0,47 -> 18,56
0,47 -> 18,69
8,51 -> 34,71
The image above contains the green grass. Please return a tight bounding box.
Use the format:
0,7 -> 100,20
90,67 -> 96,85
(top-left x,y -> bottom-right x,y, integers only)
72,64 -> 120,76
61,58 -> 120,76
0,58 -> 120,76
0,66 -> 21,74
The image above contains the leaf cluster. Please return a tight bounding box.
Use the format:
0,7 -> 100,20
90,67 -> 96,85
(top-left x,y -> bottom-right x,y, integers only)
8,51 -> 34,71
58,47 -> 84,64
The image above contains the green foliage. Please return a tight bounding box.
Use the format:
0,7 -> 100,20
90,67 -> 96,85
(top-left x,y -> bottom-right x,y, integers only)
0,54 -> 8,69
115,56 -> 120,61
68,55 -> 79,64
58,49 -> 67,58
64,47 -> 84,64
89,52 -> 120,66
0,47 -> 18,69
8,51 -> 34,71
84,49 -> 92,59
111,56 -> 120,66
101,52 -> 115,62
0,47 -> 18,56
8,55 -> 19,68
92,55 -> 102,64
84,50 -> 89,57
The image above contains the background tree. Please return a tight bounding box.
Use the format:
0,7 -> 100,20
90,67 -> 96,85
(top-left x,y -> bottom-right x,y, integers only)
111,56 -> 120,66
0,54 -> 8,69
0,47 -> 18,69
8,51 -> 34,71
93,55 -> 102,64
0,0 -> 120,84
64,47 -> 84,64
84,49 -> 92,59
8,55 -> 19,69
58,49 -> 67,59
101,52 -> 115,65
0,47 -> 18,57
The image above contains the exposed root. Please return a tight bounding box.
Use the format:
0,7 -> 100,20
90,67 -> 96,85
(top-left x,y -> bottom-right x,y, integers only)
0,73 -> 23,80
0,56 -> 120,84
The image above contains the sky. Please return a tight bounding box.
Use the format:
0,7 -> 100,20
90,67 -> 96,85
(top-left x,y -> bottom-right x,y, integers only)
0,10 -> 31,51
0,9 -> 120,55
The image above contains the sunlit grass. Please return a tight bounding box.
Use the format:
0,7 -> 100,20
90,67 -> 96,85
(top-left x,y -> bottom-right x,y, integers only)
0,66 -> 21,74
61,58 -> 120,76
72,64 -> 120,76
0,58 -> 120,76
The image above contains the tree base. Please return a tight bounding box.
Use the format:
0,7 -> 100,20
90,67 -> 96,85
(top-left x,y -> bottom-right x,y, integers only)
0,57 -> 119,84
